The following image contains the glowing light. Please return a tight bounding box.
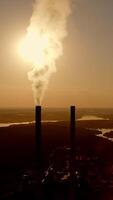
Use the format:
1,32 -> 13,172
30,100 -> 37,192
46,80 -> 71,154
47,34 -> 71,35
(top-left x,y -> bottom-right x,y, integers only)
18,30 -> 53,69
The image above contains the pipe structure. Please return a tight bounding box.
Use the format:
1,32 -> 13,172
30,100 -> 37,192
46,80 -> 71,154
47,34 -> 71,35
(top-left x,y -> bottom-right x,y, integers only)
35,105 -> 42,167
70,106 -> 76,155
70,105 -> 76,186
69,106 -> 76,200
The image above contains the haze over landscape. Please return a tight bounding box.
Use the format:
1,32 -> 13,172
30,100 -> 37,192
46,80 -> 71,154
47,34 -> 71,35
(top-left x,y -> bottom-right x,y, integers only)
0,0 -> 113,108
0,1 -> 113,199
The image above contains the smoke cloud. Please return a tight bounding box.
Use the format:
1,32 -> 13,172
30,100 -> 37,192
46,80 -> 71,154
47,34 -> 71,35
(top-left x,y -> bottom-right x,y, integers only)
23,0 -> 71,104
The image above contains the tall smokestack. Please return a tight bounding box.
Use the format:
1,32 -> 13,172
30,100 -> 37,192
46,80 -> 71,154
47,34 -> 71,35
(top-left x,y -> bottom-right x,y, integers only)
35,105 -> 42,167
70,106 -> 76,155
70,106 -> 76,181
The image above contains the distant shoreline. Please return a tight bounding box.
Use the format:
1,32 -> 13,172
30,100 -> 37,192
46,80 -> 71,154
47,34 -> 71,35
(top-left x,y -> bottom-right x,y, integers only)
0,114 -> 111,127
0,119 -> 113,143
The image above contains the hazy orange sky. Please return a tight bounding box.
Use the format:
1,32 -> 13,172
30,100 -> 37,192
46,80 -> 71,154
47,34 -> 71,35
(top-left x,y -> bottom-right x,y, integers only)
0,0 -> 113,108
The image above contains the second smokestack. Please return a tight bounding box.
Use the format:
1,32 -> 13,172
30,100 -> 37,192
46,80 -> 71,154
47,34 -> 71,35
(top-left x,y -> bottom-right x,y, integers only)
35,105 -> 42,166
70,106 -> 76,155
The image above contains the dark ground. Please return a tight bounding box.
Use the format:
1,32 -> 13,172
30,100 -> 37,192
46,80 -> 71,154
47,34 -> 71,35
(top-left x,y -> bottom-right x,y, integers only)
0,121 -> 113,199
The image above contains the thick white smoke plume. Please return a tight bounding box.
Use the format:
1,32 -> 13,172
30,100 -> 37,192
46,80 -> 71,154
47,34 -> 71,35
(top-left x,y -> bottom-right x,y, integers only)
20,0 -> 71,104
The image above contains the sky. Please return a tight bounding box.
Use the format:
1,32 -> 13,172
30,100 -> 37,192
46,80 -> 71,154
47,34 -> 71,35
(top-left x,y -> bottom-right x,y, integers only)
0,0 -> 113,108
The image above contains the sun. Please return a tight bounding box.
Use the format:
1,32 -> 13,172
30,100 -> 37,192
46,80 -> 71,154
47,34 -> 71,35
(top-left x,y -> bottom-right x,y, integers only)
18,30 -> 51,69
